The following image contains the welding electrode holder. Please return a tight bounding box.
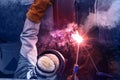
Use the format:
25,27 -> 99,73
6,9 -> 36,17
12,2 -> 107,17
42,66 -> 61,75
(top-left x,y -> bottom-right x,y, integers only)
73,64 -> 79,74
72,64 -> 79,80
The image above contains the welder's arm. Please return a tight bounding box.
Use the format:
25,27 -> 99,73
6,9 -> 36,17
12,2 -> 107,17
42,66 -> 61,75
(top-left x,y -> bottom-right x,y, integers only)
20,18 -> 40,66
15,0 -> 53,78
20,0 -> 53,66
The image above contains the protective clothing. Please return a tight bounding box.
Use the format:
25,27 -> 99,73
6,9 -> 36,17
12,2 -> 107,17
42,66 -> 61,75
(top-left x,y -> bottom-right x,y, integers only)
20,18 -> 40,66
14,18 -> 40,78
27,0 -> 53,23
15,17 -> 66,80
15,0 -> 53,78
15,49 -> 65,80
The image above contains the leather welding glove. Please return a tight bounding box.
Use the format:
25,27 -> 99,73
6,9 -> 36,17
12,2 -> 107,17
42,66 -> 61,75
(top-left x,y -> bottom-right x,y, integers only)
27,0 -> 54,23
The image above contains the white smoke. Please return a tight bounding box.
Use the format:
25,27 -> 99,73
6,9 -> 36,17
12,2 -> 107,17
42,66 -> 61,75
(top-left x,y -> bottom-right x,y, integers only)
83,0 -> 120,32
45,23 -> 79,47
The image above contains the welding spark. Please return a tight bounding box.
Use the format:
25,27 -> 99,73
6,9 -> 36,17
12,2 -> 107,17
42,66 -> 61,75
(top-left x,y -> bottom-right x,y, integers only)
72,31 -> 83,44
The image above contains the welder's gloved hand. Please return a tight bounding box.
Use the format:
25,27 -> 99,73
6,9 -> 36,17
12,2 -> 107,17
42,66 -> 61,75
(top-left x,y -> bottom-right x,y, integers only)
27,0 -> 54,23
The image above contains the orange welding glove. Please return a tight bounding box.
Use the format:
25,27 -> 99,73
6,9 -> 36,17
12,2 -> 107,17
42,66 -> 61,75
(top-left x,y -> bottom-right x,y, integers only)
27,0 -> 54,23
